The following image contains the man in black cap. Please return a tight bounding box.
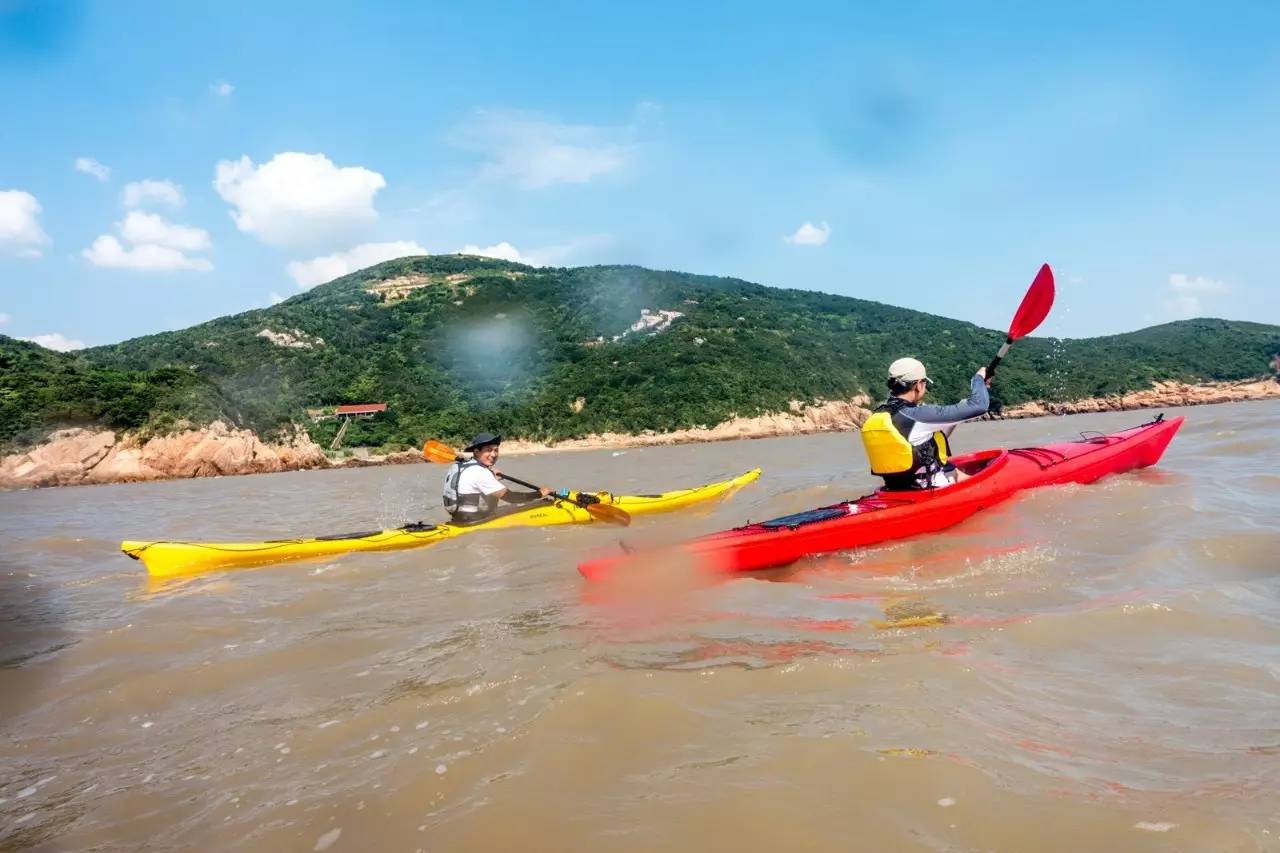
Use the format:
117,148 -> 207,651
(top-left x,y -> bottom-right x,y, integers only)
441,432 -> 551,523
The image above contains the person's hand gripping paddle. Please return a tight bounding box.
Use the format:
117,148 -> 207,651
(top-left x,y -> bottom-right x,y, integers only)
986,263 -> 1056,381
422,439 -> 631,526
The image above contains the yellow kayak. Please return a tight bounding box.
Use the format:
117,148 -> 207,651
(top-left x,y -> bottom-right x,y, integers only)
121,469 -> 760,579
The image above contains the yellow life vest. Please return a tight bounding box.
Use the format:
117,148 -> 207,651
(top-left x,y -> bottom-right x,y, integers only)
859,402 -> 948,476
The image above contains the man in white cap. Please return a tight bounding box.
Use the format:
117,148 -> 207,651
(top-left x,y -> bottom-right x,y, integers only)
859,358 -> 990,490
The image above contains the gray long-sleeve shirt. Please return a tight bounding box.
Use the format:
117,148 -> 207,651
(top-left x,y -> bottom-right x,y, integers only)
887,373 -> 990,449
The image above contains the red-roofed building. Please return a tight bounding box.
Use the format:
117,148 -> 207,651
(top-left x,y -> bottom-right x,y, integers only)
334,403 -> 388,417
312,403 -> 389,450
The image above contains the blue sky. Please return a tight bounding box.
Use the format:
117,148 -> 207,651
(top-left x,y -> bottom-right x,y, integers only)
1,0 -> 1277,350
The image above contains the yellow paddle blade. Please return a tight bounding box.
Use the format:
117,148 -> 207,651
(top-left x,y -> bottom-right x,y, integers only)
585,502 -> 631,527
422,439 -> 461,464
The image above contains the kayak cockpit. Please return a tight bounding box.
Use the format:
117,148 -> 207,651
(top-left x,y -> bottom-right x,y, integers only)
867,449 -> 1009,503
952,448 -> 1004,477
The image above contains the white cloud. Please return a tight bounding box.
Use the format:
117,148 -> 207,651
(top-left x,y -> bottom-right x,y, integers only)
286,240 -> 427,289
451,109 -> 637,190
83,209 -> 214,271
0,190 -> 50,257
784,221 -> 831,246
119,211 -> 211,251
75,157 -> 111,181
123,179 -> 184,208
214,152 -> 386,246
211,81 -> 234,97
0,312 -> 10,324
1164,273 -> 1227,319
455,241 -> 529,264
269,291 -> 287,305
83,235 -> 212,272
21,333 -> 85,352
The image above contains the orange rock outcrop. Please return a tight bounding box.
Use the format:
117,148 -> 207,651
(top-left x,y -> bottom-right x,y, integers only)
0,421 -> 327,490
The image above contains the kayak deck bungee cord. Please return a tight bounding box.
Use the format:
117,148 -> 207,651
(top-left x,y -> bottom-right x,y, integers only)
123,469 -> 760,578
577,416 -> 1182,580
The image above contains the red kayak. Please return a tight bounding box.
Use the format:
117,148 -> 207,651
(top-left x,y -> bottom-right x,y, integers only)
578,415 -> 1183,581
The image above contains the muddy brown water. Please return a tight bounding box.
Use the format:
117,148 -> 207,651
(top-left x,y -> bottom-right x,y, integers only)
2,401 -> 1278,851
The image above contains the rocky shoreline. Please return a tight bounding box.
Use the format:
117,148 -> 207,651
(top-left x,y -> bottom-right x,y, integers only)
994,377 -> 1280,419
2,377 -> 1277,491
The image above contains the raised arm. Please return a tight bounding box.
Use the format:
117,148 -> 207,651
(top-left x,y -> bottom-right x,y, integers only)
908,372 -> 990,427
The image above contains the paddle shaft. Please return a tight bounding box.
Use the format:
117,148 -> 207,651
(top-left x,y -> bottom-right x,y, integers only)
986,337 -> 1013,380
496,471 -> 543,493
495,465 -> 627,525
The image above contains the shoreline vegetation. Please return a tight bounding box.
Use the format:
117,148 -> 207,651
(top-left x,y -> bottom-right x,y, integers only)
3,376 -> 1276,491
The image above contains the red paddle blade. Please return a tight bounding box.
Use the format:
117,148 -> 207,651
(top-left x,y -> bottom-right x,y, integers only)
1008,263 -> 1055,340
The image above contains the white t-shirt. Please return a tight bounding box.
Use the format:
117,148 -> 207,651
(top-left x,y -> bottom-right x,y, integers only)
446,463 -> 505,513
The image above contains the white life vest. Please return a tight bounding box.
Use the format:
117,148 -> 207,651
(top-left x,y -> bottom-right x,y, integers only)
442,460 -> 486,516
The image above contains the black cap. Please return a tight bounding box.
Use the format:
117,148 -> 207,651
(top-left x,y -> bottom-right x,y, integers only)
463,432 -> 502,452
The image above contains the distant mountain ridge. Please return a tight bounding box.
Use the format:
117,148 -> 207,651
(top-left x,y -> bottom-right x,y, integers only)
3,255 -> 1278,451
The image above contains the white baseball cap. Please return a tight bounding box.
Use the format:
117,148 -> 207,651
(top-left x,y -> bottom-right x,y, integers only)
888,357 -> 931,384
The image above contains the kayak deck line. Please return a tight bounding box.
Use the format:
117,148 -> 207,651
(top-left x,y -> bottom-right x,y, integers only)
122,469 -> 760,579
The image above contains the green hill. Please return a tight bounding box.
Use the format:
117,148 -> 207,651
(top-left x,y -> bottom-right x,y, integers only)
4,255 -> 1278,451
